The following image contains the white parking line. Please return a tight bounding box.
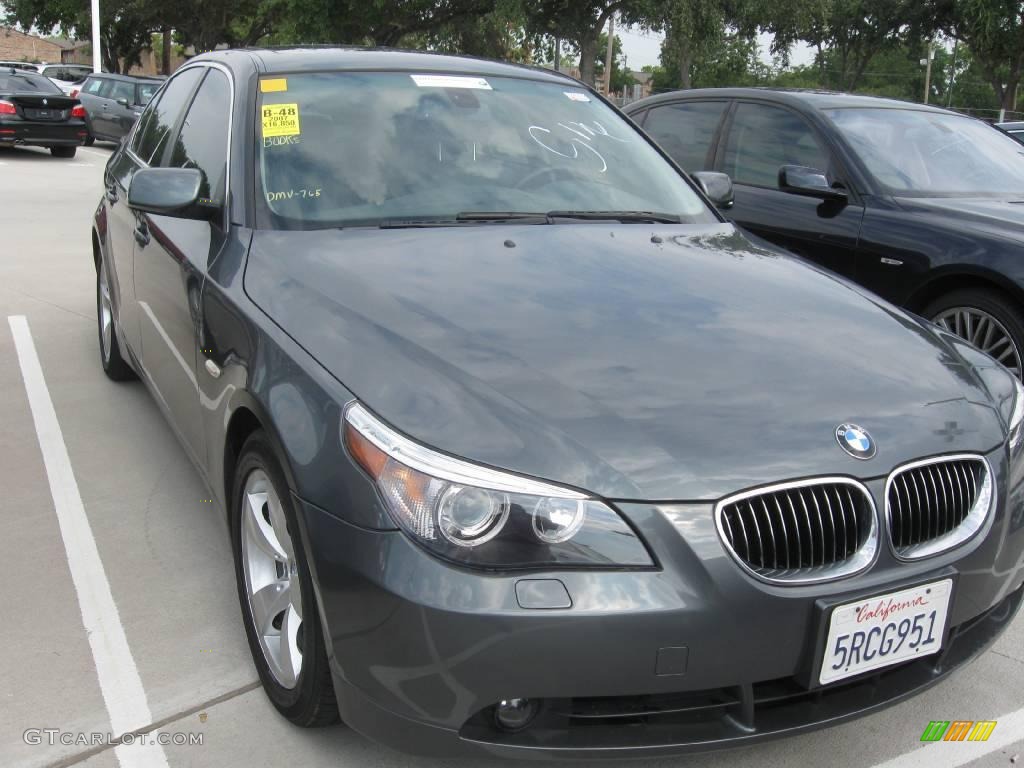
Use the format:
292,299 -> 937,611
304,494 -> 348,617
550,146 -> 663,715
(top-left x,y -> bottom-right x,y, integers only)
870,706 -> 1024,767
7,315 -> 169,768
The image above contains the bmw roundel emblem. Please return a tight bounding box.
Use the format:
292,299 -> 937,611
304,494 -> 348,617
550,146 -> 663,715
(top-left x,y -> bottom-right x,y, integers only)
836,423 -> 875,460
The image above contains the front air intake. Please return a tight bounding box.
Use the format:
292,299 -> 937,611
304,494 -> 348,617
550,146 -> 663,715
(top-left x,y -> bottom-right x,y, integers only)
716,478 -> 878,583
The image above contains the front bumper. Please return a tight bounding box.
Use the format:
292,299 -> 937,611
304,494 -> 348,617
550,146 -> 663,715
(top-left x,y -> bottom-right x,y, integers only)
297,445 -> 1024,758
0,118 -> 88,147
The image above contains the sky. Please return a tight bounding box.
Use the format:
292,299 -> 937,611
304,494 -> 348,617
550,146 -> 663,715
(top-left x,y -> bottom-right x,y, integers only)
617,25 -> 815,72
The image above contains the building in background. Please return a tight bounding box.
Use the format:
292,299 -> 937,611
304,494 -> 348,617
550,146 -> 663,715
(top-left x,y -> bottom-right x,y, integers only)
0,27 -> 64,63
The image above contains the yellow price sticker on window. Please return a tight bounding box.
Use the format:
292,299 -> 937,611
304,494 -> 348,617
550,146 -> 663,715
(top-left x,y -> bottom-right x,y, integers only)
262,103 -> 300,137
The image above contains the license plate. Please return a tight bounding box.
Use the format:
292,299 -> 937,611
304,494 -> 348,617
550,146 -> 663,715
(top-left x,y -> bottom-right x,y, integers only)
819,579 -> 952,685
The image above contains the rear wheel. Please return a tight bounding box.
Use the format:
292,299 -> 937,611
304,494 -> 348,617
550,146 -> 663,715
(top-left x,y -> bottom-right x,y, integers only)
925,288 -> 1024,379
51,146 -> 76,158
96,258 -> 135,381
231,432 -> 340,727
84,135 -> 95,146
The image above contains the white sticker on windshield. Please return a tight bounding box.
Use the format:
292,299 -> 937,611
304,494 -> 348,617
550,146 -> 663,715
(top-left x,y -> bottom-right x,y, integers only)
564,91 -> 591,102
410,74 -> 492,90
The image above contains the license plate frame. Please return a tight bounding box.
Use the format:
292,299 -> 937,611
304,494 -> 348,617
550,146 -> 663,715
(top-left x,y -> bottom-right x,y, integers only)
798,571 -> 957,689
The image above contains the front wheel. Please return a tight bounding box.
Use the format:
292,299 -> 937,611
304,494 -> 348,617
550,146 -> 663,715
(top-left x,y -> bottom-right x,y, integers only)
50,146 -> 76,158
231,432 -> 340,727
926,288 -> 1024,379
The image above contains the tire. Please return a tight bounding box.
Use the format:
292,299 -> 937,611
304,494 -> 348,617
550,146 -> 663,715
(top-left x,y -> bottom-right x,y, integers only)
924,288 -> 1024,379
96,258 -> 135,381
231,431 -> 340,727
84,135 -> 95,146
50,146 -> 77,158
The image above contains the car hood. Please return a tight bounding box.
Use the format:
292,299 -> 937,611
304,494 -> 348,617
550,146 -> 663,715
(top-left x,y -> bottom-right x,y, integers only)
245,223 -> 1006,501
894,196 -> 1024,235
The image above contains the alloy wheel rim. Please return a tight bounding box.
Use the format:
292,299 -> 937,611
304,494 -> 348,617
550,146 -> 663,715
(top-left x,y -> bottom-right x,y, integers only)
98,261 -> 112,362
241,469 -> 304,689
933,306 -> 1022,379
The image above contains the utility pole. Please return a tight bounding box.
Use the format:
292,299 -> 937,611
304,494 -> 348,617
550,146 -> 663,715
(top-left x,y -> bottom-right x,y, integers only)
91,0 -> 101,72
604,13 -> 615,95
923,40 -> 934,105
554,36 -> 560,72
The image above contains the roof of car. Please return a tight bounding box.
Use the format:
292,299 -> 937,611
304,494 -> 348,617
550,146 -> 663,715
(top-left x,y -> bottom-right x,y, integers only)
189,46 -> 581,86
86,72 -> 164,83
626,87 -> 956,115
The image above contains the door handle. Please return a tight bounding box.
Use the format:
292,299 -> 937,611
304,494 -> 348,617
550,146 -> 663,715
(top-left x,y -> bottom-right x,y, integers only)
133,222 -> 150,246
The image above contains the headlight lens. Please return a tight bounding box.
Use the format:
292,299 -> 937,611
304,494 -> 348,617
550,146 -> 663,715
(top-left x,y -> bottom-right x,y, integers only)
1009,377 -> 1024,454
344,402 -> 653,568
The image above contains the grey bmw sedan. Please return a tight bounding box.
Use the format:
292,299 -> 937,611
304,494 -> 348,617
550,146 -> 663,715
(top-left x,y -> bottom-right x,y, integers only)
91,47 -> 1024,758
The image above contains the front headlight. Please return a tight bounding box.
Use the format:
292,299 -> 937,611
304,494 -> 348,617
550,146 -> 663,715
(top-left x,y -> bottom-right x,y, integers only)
343,402 -> 653,568
1010,377 -> 1024,455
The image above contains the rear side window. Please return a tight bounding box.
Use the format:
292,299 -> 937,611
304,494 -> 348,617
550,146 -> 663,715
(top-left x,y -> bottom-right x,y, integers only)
131,67 -> 203,165
166,69 -> 230,205
642,101 -> 727,173
722,102 -> 830,187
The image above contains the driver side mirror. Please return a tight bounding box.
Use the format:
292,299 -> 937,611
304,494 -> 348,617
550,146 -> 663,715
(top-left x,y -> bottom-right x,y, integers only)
779,165 -> 847,201
692,171 -> 734,209
128,167 -> 213,219
116,97 -> 130,108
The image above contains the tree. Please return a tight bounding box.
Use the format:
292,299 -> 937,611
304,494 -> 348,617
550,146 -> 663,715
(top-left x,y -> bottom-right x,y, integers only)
930,0 -> 1024,112
421,0 -> 539,62
760,0 -> 921,91
523,1 -> 635,85
277,0 -> 498,48
3,0 -> 159,72
167,0 -> 287,53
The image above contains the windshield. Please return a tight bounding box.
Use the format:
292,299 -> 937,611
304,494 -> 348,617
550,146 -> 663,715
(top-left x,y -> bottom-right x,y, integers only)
256,71 -> 714,228
826,107 -> 1024,197
0,73 -> 62,94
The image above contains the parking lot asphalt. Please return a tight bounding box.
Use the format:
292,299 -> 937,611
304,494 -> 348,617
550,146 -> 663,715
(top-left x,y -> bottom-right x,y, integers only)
0,141 -> 1022,768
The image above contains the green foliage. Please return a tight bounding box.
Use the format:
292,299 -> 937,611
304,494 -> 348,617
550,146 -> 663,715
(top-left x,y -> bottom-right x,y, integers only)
3,0 -> 159,71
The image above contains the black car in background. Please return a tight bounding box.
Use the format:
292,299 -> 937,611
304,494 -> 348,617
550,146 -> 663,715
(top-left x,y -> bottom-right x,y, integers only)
0,68 -> 87,157
91,49 -> 1024,758
76,73 -> 162,143
626,89 -> 1024,378
996,120 -> 1024,145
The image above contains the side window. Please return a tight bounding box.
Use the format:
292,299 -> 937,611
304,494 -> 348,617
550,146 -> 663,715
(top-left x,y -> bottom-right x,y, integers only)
109,80 -> 135,104
137,83 -> 159,105
167,70 -> 230,206
131,67 -> 203,166
83,77 -> 108,96
722,102 -> 830,188
643,101 -> 727,173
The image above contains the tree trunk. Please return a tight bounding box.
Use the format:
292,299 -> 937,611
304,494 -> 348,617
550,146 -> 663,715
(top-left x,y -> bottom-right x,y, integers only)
579,35 -> 597,86
678,36 -> 693,89
162,28 -> 172,75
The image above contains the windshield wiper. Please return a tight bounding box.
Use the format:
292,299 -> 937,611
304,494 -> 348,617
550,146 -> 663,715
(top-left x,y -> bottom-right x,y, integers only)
376,212 -> 551,229
546,210 -> 682,223
455,211 -> 550,223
